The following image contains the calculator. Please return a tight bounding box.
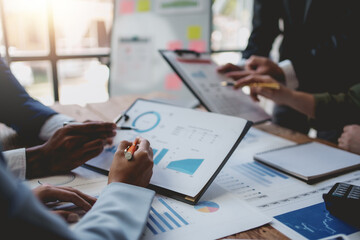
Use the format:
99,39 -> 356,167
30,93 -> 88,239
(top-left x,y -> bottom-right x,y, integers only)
323,182 -> 360,228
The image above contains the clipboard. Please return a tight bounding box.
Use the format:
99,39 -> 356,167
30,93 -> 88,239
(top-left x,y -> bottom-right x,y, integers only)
84,98 -> 252,205
159,49 -> 271,124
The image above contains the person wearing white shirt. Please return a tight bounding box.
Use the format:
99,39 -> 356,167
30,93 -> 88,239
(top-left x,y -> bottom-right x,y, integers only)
1,137 -> 155,239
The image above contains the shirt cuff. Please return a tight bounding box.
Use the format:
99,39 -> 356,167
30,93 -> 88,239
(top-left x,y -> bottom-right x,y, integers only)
279,60 -> 299,90
3,148 -> 26,180
39,114 -> 75,141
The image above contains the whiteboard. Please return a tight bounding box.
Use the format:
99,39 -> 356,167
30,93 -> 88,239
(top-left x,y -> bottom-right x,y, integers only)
109,0 -> 212,107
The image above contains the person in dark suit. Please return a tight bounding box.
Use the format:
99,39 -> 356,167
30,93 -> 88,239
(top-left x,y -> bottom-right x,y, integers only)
0,57 -> 116,179
217,0 -> 360,142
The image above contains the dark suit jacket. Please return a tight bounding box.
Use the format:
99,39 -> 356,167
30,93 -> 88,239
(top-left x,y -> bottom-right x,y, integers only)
242,0 -> 360,93
0,58 -> 57,140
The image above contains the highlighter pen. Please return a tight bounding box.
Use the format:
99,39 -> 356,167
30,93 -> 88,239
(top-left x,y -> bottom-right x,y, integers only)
124,138 -> 139,161
221,81 -> 280,89
63,121 -> 137,131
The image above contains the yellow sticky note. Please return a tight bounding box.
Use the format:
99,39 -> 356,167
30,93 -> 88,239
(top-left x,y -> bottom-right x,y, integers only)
137,0 -> 151,12
187,25 -> 202,40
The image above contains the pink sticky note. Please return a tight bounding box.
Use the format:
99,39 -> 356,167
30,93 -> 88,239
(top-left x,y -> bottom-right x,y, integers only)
120,0 -> 135,14
189,40 -> 206,52
167,41 -> 183,51
165,73 -> 182,90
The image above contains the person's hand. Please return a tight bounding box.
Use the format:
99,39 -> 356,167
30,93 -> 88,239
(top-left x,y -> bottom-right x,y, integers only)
244,56 -> 285,82
108,137 -> 153,188
217,63 -> 244,74
217,56 -> 285,83
233,74 -> 292,103
26,122 -> 117,178
33,184 -> 97,223
338,125 -> 360,155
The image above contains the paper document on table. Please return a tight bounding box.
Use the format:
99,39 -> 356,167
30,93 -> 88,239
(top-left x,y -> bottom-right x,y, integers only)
142,183 -> 271,240
26,166 -> 108,197
86,99 -> 251,204
212,128 -> 360,239
160,50 -> 270,123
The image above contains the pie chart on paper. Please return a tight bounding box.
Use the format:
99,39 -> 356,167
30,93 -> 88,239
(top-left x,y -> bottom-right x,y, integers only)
194,201 -> 220,213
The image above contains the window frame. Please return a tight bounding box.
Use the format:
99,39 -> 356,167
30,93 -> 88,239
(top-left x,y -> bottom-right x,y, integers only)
0,0 -> 111,102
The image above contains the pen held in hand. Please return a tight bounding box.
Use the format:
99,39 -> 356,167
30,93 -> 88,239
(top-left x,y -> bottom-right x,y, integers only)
221,81 -> 280,89
124,138 -> 139,161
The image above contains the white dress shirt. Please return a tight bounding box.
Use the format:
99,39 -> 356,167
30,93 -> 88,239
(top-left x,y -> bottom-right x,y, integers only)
2,114 -> 74,179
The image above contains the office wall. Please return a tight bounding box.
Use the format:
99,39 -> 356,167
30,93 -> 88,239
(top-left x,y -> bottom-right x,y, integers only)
109,0 -> 211,107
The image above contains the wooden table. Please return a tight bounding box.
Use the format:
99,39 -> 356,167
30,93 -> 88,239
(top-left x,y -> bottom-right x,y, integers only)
0,94 -> 339,239
50,95 -> 341,240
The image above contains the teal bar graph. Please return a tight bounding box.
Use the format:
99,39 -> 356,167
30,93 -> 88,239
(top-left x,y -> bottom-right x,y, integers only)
153,149 -> 169,165
166,159 -> 204,175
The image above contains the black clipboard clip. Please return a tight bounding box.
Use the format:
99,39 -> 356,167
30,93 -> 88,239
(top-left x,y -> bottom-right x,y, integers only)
174,49 -> 201,57
174,49 -> 211,64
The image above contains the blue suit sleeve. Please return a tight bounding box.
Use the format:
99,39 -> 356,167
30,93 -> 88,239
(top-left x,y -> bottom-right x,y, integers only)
73,183 -> 155,240
0,58 -> 57,139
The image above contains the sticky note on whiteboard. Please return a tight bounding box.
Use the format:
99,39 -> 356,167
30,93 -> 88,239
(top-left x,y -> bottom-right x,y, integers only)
120,0 -> 135,14
167,41 -> 183,51
189,40 -> 206,52
187,25 -> 202,40
137,0 -> 151,12
165,73 -> 182,90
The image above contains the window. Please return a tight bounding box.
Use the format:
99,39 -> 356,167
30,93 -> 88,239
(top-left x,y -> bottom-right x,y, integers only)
211,0 -> 253,66
0,0 -> 113,105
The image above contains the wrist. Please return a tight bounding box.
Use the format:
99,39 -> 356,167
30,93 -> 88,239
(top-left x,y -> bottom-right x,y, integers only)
26,144 -> 49,178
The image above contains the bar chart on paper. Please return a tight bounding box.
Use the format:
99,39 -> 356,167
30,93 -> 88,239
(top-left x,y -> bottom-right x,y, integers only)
152,148 -> 204,175
145,197 -> 190,236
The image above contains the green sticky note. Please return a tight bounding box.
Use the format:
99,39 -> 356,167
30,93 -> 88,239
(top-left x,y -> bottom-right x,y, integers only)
187,25 -> 202,40
137,0 -> 151,12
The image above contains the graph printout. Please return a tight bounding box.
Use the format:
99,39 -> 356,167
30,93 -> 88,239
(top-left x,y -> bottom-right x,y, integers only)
141,184 -> 271,240
86,99 -> 249,197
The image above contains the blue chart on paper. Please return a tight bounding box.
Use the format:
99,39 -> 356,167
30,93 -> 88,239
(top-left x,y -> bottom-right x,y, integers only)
191,70 -> 206,78
152,148 -> 169,165
233,161 -> 289,187
274,202 -> 358,240
166,159 -> 204,175
147,198 -> 189,235
104,145 -> 117,154
132,111 -> 161,133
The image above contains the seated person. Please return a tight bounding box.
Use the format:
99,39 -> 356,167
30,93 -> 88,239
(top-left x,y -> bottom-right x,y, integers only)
1,137 -> 155,239
0,57 -> 116,179
231,74 -> 360,155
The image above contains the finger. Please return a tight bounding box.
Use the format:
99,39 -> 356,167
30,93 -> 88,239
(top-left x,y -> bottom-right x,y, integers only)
57,186 -> 97,205
50,188 -> 93,211
137,138 -> 151,151
74,148 -> 105,166
225,70 -> 252,80
118,140 -> 132,152
53,210 -> 80,223
250,89 -> 260,102
66,122 -> 116,134
246,55 -> 265,70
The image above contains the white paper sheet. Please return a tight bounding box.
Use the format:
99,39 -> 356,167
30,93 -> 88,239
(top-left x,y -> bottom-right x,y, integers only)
141,183 -> 271,240
86,99 -> 249,197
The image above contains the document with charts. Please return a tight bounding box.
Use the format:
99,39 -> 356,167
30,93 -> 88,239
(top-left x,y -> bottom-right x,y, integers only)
86,99 -> 251,204
159,50 -> 270,123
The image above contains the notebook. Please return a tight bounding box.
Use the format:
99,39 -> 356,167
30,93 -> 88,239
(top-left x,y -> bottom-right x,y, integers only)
254,142 -> 360,184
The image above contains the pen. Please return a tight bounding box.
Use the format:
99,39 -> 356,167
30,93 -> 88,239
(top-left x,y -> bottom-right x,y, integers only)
124,138 -> 139,161
63,122 -> 137,131
221,81 -> 280,89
